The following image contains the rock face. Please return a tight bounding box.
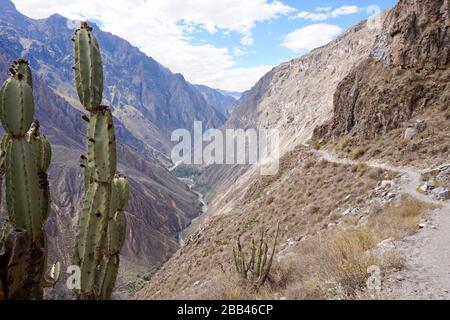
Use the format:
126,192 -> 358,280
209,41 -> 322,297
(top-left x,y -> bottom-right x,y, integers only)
226,20 -> 382,153
194,84 -> 238,117
197,19 -> 382,215
315,0 -> 449,141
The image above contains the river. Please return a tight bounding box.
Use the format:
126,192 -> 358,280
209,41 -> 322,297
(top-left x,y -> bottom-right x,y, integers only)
177,178 -> 208,246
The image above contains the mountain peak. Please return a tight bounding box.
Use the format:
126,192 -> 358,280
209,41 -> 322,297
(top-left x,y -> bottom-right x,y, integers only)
0,0 -> 26,21
0,0 -> 15,8
0,0 -> 17,14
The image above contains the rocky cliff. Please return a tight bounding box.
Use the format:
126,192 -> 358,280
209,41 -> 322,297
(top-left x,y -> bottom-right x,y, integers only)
315,0 -> 449,141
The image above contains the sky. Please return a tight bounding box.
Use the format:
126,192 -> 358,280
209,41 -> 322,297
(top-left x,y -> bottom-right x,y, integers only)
12,0 -> 398,92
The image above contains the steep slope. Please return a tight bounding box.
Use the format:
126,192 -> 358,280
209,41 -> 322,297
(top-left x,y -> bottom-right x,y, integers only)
194,84 -> 238,117
137,14 -> 390,299
314,0 -> 449,169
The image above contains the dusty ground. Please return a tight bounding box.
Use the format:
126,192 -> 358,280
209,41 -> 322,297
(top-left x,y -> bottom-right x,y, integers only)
311,146 -> 450,299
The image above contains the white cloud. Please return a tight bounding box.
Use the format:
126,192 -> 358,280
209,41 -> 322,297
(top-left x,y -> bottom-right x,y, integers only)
331,5 -> 360,17
233,47 -> 250,57
316,6 -> 333,12
12,0 -> 295,91
240,34 -> 255,46
295,11 -> 329,21
281,23 -> 342,52
293,5 -> 361,21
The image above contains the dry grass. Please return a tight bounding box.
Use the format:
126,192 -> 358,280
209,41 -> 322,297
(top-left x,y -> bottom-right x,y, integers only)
136,147 -> 424,301
210,197 -> 424,300
272,196 -> 425,299
351,147 -> 367,160
366,195 -> 426,240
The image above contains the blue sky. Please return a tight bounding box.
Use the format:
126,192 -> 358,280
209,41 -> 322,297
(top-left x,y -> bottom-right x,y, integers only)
13,0 -> 398,91
198,0 -> 397,69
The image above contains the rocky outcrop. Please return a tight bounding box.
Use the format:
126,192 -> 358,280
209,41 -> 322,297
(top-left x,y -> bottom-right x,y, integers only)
315,0 -> 449,141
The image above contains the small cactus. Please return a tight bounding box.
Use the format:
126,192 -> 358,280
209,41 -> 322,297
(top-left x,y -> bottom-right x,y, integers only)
233,223 -> 279,287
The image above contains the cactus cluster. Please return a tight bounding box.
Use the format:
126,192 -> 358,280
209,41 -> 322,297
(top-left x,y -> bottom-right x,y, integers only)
0,23 -> 129,300
0,59 -> 56,299
73,22 -> 129,300
233,223 -> 279,288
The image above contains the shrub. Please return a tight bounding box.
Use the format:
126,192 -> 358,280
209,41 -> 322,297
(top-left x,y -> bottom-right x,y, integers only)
351,147 -> 366,160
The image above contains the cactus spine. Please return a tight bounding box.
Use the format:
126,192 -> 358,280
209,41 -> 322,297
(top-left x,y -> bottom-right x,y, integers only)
233,223 -> 279,287
0,59 -> 53,299
73,22 -> 128,300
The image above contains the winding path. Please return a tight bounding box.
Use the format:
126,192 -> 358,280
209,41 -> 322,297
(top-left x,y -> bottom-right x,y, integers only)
309,146 -> 450,299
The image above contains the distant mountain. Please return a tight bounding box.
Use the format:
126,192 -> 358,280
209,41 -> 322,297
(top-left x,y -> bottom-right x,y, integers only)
217,89 -> 242,101
0,0 -> 218,283
194,84 -> 239,117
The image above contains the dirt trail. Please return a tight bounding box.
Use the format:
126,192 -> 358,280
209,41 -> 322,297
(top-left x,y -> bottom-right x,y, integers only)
310,147 -> 450,299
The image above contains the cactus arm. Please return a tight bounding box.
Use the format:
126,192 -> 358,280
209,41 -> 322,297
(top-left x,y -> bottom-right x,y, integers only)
43,262 -> 61,288
247,239 -> 256,273
73,22 -> 103,111
98,175 -> 128,299
5,140 -> 42,239
77,182 -> 110,297
255,230 -> 264,275
91,110 -> 117,182
11,59 -> 33,89
0,77 -> 34,137
0,60 -> 50,300
259,223 -> 279,286
0,134 -> 9,210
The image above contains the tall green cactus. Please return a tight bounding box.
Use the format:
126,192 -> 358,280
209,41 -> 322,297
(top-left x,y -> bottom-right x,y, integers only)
0,59 -> 53,299
73,22 -> 129,300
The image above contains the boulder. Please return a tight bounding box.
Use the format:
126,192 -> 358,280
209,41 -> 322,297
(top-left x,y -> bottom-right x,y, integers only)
414,119 -> 427,132
419,181 -> 434,193
404,127 -> 418,141
380,180 -> 396,189
431,187 -> 450,201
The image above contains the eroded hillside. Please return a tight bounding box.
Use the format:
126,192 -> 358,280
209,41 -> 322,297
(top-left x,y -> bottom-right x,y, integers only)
138,0 -> 450,300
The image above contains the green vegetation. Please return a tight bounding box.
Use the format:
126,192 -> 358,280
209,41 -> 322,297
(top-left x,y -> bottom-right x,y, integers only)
233,223 -> 279,288
73,22 -> 129,300
0,59 -> 57,299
